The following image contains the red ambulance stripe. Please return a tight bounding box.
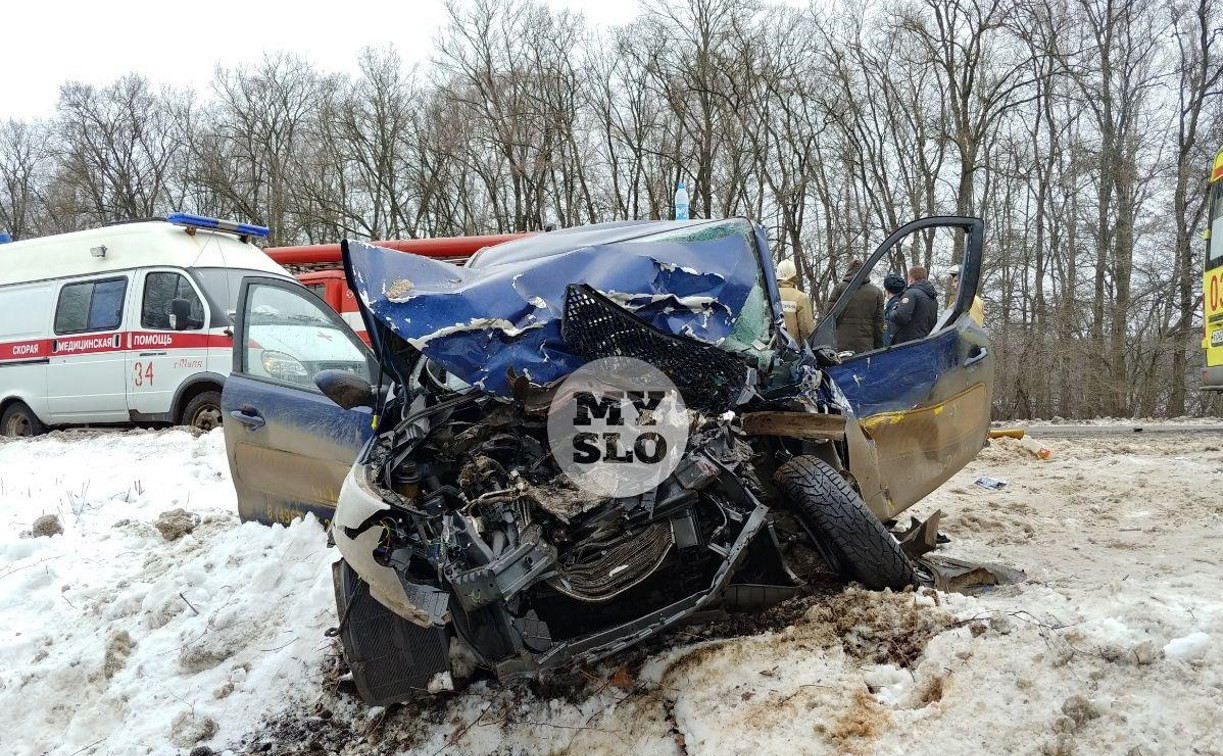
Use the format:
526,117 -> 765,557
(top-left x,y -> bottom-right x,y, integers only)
0,338 -> 53,361
0,332 -> 233,362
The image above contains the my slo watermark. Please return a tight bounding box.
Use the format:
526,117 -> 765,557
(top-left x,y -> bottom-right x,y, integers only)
547,357 -> 689,498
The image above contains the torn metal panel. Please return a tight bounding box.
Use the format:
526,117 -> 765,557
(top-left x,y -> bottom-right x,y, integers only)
740,411 -> 846,440
344,223 -> 762,397
897,509 -> 942,558
826,328 -> 963,417
919,555 -> 1026,595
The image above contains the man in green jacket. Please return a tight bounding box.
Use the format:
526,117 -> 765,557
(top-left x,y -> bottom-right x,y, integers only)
827,259 -> 885,354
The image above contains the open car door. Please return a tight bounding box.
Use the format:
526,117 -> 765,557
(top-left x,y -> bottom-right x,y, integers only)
221,276 -> 377,526
814,216 -> 992,516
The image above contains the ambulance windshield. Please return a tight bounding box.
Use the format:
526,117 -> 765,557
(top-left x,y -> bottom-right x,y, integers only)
191,268 -> 284,323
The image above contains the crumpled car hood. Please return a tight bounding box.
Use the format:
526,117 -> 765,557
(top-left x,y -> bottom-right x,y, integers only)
343,230 -> 763,396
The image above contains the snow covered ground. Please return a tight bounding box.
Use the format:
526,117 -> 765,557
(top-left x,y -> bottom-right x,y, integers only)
0,430 -> 336,756
2,427 -> 1220,755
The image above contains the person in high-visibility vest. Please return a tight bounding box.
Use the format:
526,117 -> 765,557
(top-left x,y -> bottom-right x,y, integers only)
776,259 -> 815,344
948,265 -> 985,325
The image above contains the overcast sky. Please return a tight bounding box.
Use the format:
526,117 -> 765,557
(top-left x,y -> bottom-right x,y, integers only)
1,0 -> 641,122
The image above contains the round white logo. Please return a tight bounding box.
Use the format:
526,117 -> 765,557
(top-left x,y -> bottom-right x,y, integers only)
547,357 -> 690,498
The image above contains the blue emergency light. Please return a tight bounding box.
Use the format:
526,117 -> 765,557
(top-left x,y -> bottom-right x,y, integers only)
167,212 -> 270,239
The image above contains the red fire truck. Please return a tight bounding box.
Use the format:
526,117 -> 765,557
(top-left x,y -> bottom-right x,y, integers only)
265,234 -> 525,342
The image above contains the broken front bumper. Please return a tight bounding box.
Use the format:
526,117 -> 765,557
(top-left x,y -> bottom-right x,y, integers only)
332,466 -> 448,628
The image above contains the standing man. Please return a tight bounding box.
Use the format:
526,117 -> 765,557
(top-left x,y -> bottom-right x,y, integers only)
776,259 -> 815,345
890,265 -> 939,345
947,264 -> 985,325
826,259 -> 884,354
881,272 -> 907,347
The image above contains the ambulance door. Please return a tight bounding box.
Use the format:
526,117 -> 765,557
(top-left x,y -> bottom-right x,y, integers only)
126,269 -> 210,420
46,275 -> 131,422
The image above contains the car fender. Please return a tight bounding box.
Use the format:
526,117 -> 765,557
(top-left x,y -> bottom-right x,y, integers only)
333,466 -> 449,628
171,371 -> 227,415
0,389 -> 51,426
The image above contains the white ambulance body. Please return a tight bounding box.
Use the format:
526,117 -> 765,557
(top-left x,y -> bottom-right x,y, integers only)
0,214 -> 296,436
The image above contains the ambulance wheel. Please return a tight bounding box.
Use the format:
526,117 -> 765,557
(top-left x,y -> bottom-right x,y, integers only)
181,391 -> 223,432
776,455 -> 918,591
1,401 -> 47,438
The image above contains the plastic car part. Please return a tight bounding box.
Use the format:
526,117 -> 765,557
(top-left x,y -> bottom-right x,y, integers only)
534,496 -> 770,670
443,523 -> 557,612
332,560 -> 452,706
561,283 -> 752,414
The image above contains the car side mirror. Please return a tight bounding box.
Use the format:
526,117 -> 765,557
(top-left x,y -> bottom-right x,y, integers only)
315,369 -> 376,410
169,298 -> 192,331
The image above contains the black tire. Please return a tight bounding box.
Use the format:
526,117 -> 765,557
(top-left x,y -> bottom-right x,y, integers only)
1,401 -> 47,438
776,455 -> 918,591
180,391 -> 222,432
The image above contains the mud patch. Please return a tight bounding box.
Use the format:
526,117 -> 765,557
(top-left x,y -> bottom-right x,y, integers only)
103,629 -> 134,679
802,588 -> 958,667
820,688 -> 891,746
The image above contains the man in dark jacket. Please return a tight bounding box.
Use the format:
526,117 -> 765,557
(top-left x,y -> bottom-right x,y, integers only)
881,273 -> 906,347
890,265 -> 938,345
827,259 -> 884,354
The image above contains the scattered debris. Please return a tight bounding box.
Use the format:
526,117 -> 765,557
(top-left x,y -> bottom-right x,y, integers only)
974,476 -> 1007,490
154,508 -> 200,541
170,712 -> 218,748
898,510 -> 943,558
919,556 -> 1026,595
1019,435 -> 1053,460
31,514 -> 63,538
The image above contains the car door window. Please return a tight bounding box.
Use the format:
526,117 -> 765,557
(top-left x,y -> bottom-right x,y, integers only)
54,277 -> 128,334
142,271 -> 205,330
241,282 -> 373,390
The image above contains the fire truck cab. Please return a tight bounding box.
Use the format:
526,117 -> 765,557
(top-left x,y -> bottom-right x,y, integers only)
266,234 -> 527,344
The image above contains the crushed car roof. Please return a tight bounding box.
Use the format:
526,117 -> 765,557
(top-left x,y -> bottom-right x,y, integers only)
344,220 -> 771,396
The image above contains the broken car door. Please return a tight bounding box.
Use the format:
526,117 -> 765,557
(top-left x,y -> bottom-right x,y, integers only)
221,276 -> 377,526
814,217 -> 993,516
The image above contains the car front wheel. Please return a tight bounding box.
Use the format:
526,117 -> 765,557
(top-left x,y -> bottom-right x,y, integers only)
776,455 -> 918,591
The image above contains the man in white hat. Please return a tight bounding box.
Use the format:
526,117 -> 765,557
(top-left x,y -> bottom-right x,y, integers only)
948,264 -> 985,325
776,258 -> 815,344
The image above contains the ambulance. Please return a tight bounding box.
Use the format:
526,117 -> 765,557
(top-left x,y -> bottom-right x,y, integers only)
0,213 -> 296,437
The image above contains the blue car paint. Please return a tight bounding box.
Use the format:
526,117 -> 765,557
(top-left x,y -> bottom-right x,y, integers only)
221,371 -> 374,525
826,328 -> 961,417
345,228 -> 762,396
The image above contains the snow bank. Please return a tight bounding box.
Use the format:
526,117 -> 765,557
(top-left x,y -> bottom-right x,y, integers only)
0,430 -> 335,756
3,429 -> 1222,755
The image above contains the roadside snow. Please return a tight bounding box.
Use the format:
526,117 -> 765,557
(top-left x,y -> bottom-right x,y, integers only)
0,430 -> 335,756
2,429 -> 1221,755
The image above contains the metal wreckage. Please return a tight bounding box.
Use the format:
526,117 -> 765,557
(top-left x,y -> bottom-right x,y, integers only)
318,217 -> 1003,705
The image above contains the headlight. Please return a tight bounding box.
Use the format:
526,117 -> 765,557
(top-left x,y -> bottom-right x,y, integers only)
261,350 -> 309,383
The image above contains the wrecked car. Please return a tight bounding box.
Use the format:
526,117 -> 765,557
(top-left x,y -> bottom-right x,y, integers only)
219,216 -> 992,705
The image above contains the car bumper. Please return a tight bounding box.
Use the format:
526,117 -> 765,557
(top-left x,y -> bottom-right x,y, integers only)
332,466 -> 449,628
